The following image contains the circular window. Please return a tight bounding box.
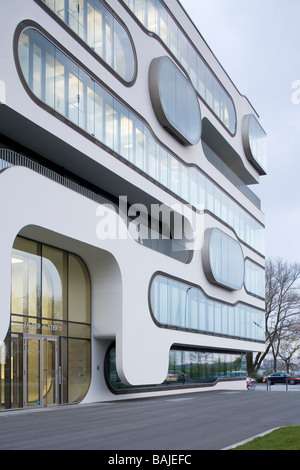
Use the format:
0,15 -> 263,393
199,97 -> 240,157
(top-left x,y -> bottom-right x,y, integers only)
149,56 -> 201,145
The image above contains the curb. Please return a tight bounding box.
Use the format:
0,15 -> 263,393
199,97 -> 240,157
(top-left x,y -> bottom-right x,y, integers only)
221,427 -> 281,450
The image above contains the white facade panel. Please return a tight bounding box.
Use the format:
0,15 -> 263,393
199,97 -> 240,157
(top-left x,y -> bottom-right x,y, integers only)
0,0 -> 266,408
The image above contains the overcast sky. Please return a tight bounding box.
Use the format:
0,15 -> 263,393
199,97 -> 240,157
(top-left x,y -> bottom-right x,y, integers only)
180,0 -> 300,264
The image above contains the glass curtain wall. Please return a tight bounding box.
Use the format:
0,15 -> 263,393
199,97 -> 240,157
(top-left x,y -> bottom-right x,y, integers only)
17,26 -> 264,254
121,0 -> 236,134
244,259 -> 265,299
150,275 -> 265,342
0,237 -> 91,410
106,345 -> 247,392
40,0 -> 136,82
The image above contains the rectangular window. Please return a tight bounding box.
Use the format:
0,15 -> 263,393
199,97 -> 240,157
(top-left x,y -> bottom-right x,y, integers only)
42,245 -> 66,321
68,254 -> 91,323
32,42 -> 42,99
119,110 -> 131,160
189,289 -> 198,330
94,82 -> 104,141
158,147 -> 169,187
159,277 -> 168,325
135,121 -> 146,171
11,238 -> 40,317
18,31 -> 30,83
45,48 -> 55,108
87,0 -> 96,48
67,63 -> 80,125
69,0 -> 86,40
147,0 -> 157,32
147,134 -> 157,180
54,48 -> 66,116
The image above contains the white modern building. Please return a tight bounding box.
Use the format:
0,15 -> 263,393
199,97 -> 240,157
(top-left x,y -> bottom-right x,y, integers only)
0,0 -> 266,410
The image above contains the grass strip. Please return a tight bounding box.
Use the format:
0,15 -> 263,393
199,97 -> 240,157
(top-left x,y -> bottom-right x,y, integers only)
232,426 -> 300,450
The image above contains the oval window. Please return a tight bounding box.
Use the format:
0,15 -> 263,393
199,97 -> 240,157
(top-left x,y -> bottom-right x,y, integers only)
202,228 -> 244,291
149,56 -> 201,145
40,0 -> 136,83
242,114 -> 267,175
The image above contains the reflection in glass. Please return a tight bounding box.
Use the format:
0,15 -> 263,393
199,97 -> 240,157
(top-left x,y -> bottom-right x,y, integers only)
1,237 -> 92,410
150,275 -> 265,342
41,0 -> 136,82
17,27 -> 264,255
68,339 -> 90,403
43,338 -> 56,406
68,254 -> 91,323
248,114 -> 267,173
245,259 -> 265,298
26,338 -> 41,406
205,228 -> 245,291
106,345 -> 247,392
11,238 -> 41,317
121,0 -> 236,133
24,336 -> 58,407
42,245 -> 65,320
149,56 -> 201,145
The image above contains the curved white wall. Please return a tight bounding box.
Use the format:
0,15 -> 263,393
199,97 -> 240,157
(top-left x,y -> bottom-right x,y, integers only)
0,166 -> 264,396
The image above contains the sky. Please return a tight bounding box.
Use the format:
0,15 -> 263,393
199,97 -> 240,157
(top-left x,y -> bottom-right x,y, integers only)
180,0 -> 300,264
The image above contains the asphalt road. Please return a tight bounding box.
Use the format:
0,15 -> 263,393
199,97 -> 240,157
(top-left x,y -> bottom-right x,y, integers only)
1,386 -> 300,451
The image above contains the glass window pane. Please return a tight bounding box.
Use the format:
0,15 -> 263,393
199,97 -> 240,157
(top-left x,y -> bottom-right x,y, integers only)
152,56 -> 201,145
32,42 -> 42,99
94,81 -> 104,141
26,339 -> 41,407
44,0 -> 135,82
42,245 -> 65,321
45,45 -> 55,108
18,31 -> 30,84
150,275 -> 264,342
104,92 -> 115,150
135,120 -> 146,171
68,339 -> 90,403
54,48 -> 66,115
68,254 -> 91,323
69,0 -> 86,39
67,62 -> 80,125
158,147 -> 169,187
8,237 -> 92,410
119,108 -> 131,160
124,0 -> 236,131
11,238 -> 40,317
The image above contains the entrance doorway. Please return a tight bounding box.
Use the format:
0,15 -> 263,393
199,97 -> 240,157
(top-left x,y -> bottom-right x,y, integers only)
23,334 -> 58,408
0,236 -> 92,411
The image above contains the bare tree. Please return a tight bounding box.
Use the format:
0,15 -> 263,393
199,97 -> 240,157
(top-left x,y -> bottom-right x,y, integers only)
278,323 -> 300,373
247,258 -> 300,376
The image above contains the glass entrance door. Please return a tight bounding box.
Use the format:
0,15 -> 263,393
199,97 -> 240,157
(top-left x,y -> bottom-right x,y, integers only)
23,335 -> 58,408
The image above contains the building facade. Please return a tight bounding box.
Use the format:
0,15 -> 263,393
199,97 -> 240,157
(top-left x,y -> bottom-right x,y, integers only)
0,0 -> 266,409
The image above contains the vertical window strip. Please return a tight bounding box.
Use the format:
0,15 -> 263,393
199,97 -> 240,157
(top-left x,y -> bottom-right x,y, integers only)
106,345 -> 247,392
244,259 -> 265,299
